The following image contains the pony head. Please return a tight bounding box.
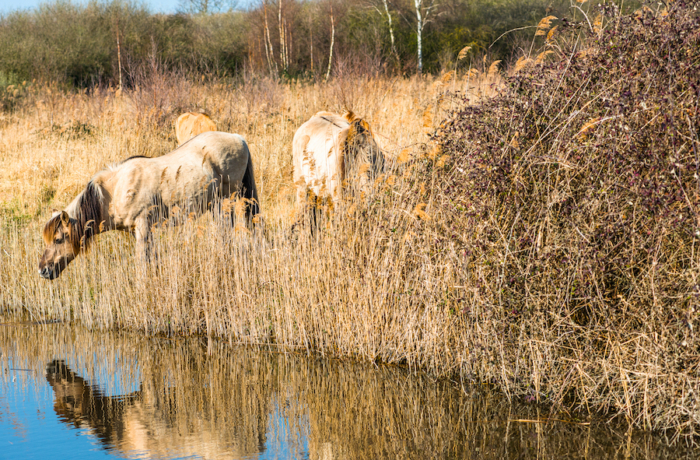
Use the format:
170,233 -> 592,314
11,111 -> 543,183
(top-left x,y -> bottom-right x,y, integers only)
343,117 -> 384,188
39,181 -> 103,280
38,211 -> 82,280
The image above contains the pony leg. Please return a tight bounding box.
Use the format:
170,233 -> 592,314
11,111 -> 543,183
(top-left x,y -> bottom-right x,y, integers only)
290,188 -> 308,234
134,217 -> 154,263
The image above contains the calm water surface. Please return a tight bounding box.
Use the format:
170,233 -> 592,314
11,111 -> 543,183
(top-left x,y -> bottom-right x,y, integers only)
0,322 -> 696,460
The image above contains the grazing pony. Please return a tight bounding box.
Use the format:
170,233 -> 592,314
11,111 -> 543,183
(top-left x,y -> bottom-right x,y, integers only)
292,111 -> 384,211
175,112 -> 217,145
39,132 -> 259,280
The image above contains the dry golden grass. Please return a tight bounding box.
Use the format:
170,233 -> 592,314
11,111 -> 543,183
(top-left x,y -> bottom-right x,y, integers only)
0,72 -> 495,226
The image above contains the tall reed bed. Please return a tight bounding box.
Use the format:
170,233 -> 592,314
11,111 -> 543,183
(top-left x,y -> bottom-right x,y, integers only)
1,174 -> 461,367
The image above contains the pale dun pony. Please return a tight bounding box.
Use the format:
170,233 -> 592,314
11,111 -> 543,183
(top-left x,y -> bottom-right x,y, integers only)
39,132 -> 259,280
175,112 -> 217,145
292,111 -> 384,217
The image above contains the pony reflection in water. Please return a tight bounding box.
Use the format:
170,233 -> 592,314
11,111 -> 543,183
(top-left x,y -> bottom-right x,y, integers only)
38,132 -> 259,280
44,358 -> 271,458
45,360 -> 140,446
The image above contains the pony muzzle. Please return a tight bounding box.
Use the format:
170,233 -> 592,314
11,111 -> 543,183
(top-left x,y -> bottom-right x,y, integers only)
39,265 -> 58,280
38,259 -> 69,280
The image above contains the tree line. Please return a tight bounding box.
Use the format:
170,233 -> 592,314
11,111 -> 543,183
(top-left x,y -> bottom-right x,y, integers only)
0,0 -> 595,88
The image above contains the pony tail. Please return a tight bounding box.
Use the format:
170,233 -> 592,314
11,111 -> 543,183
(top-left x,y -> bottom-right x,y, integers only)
241,152 -> 260,219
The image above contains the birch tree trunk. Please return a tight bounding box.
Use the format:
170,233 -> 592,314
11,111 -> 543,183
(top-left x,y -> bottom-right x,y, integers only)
325,3 -> 335,81
263,1 -> 278,75
114,17 -> 123,92
278,0 -> 288,72
382,0 -> 400,70
309,16 -> 314,74
414,0 -> 423,73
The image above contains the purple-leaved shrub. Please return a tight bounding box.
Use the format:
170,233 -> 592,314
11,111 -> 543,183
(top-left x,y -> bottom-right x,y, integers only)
430,1 -> 700,434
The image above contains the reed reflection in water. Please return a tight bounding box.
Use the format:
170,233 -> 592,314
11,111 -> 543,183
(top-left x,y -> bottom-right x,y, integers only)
0,322 -> 696,460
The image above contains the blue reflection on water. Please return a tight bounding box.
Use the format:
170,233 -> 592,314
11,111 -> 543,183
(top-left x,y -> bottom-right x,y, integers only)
1,356 -> 308,460
260,402 -> 310,460
1,358 -> 115,460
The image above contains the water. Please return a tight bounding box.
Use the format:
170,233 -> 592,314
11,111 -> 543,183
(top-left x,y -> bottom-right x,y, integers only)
0,322 -> 696,460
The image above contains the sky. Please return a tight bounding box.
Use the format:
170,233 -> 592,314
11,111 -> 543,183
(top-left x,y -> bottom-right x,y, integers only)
0,0 -> 194,15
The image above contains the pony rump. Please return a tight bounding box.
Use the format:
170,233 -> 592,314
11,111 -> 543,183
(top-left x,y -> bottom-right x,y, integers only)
293,111 -> 384,210
175,112 -> 217,145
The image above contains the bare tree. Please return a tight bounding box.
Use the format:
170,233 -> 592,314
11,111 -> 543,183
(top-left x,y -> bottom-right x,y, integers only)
413,0 -> 437,73
308,12 -> 314,74
262,0 -> 278,74
113,16 -> 123,92
178,0 -> 238,14
369,0 -> 400,70
278,0 -> 289,73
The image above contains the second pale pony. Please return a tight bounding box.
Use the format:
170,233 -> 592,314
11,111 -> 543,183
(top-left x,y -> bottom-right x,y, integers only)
292,111 -> 383,212
175,112 -> 217,145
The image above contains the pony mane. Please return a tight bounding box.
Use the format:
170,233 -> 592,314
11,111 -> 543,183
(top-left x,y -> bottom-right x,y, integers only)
122,155 -> 149,162
42,214 -> 62,244
74,181 -> 104,249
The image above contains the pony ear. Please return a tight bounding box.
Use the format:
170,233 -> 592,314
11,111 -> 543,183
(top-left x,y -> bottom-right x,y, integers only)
348,119 -> 369,140
60,211 -> 70,226
357,119 -> 370,133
